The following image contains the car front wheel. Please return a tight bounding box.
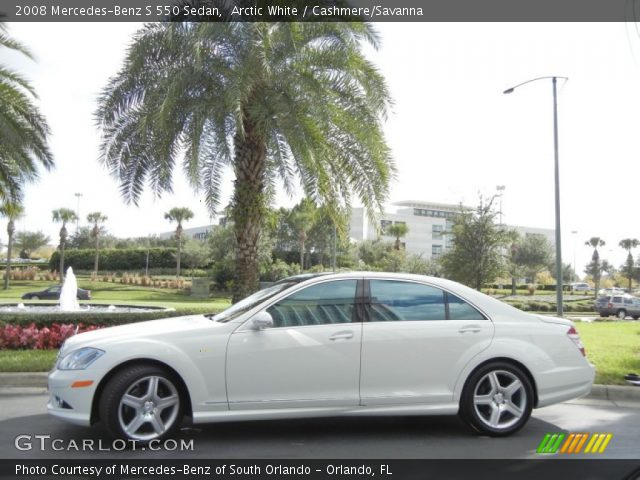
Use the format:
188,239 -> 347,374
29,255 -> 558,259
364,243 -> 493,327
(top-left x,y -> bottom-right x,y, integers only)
460,362 -> 533,437
99,365 -> 183,442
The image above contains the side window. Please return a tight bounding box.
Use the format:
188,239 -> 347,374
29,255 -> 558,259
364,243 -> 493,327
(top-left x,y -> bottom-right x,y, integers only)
447,293 -> 487,320
267,280 -> 357,327
369,280 -> 445,321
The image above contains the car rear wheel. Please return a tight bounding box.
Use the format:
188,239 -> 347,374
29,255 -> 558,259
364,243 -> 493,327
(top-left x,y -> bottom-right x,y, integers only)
617,309 -> 627,320
460,362 -> 533,437
99,365 -> 183,443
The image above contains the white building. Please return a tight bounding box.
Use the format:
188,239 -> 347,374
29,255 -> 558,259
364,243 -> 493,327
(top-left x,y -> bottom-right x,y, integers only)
158,225 -> 214,241
350,200 -> 554,260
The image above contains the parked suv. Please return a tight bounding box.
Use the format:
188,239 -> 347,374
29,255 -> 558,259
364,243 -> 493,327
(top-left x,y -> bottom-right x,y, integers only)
594,294 -> 640,319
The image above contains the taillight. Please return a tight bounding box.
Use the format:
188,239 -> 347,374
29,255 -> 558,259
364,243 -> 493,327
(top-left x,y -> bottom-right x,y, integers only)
607,303 -> 613,308
567,326 -> 586,357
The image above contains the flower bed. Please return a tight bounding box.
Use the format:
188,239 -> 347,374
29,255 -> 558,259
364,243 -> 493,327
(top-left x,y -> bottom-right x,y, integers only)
0,323 -> 102,350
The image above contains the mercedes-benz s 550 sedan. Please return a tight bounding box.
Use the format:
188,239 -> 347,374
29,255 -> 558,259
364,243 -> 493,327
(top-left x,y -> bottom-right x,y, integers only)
48,272 -> 594,441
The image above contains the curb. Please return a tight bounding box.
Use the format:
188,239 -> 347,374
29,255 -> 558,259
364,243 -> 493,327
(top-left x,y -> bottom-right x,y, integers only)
587,384 -> 640,402
0,372 -> 48,388
1,373 -> 640,403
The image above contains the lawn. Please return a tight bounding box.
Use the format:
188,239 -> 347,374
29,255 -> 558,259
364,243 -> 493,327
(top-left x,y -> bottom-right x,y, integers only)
0,349 -> 57,372
0,279 -> 231,312
575,321 -> 640,385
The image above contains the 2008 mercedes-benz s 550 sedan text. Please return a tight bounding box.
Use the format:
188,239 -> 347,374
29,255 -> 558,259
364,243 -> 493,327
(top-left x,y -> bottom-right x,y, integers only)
48,272 -> 594,441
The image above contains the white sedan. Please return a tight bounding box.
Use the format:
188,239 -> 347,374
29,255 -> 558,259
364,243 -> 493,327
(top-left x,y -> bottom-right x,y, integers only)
48,272 -> 594,441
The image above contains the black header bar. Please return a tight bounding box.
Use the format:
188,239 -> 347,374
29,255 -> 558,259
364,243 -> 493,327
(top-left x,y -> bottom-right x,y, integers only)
1,0 -> 636,22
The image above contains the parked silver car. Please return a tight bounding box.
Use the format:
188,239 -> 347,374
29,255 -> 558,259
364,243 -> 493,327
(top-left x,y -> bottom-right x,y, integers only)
594,294 -> 640,319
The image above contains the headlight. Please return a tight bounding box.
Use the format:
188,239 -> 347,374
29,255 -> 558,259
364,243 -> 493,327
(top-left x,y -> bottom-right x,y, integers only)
57,347 -> 105,370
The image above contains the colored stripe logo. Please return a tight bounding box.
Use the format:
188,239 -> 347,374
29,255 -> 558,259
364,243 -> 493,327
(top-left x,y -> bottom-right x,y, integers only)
536,433 -> 612,454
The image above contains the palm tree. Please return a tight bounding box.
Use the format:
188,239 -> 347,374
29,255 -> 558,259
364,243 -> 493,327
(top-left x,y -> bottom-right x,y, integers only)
0,200 -> 24,289
585,237 -> 605,298
386,223 -> 409,250
96,19 -> 393,302
164,207 -> 194,278
0,24 -> 54,200
290,199 -> 317,270
87,212 -> 108,276
52,208 -> 78,281
619,238 -> 639,291
15,230 -> 49,259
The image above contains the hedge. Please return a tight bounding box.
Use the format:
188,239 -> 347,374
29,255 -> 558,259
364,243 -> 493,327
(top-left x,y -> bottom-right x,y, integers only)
486,283 -> 574,292
504,300 -> 594,313
0,306 -> 223,328
49,248 -> 177,272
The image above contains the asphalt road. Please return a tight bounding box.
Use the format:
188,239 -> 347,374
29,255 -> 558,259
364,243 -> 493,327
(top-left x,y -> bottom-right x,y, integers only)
0,390 -> 638,460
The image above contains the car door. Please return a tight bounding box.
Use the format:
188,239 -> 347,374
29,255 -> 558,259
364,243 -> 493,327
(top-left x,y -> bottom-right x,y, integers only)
46,286 -> 61,299
226,278 -> 362,409
359,279 -> 494,406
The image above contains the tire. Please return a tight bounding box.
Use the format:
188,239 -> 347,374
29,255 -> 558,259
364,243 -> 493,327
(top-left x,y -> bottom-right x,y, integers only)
632,316 -> 639,320
99,365 -> 183,443
459,362 -> 533,437
617,309 -> 627,320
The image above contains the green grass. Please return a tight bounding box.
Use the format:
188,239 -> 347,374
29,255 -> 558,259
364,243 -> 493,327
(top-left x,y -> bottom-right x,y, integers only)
0,349 -> 57,372
576,321 -> 640,385
0,279 -> 231,313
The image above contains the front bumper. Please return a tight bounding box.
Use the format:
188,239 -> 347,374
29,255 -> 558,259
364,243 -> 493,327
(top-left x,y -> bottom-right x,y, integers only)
47,368 -> 106,427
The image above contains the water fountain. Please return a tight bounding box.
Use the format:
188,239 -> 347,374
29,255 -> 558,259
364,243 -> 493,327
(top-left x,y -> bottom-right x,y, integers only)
59,267 -> 80,311
0,267 -> 173,314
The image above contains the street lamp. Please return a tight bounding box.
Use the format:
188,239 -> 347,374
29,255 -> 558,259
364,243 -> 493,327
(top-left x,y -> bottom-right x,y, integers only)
571,230 -> 578,283
74,192 -> 83,234
504,76 -> 568,317
496,185 -> 506,225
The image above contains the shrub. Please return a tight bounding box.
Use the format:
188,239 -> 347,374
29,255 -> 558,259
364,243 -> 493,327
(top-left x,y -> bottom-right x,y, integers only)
0,323 -> 101,350
49,248 -> 177,272
0,307 -> 221,329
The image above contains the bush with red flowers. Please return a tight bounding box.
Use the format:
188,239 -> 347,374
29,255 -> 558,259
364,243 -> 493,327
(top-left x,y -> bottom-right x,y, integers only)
0,323 -> 102,350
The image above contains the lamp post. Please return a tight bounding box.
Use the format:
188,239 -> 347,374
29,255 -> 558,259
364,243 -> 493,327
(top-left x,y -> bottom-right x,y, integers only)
571,230 -> 578,283
504,76 -> 567,317
496,185 -> 506,225
74,192 -> 82,234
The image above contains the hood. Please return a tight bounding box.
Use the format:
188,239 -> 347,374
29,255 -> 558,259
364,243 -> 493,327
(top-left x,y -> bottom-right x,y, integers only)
536,314 -> 574,328
60,314 -> 217,353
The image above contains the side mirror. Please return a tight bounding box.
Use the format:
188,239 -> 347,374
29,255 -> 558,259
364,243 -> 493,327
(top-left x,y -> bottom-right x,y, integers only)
251,311 -> 274,330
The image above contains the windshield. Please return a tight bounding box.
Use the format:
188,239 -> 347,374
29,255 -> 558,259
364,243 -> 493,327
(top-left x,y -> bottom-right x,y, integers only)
209,281 -> 298,322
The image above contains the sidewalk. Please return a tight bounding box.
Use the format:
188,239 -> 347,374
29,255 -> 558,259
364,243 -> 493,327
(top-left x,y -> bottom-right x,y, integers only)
1,372 -> 639,404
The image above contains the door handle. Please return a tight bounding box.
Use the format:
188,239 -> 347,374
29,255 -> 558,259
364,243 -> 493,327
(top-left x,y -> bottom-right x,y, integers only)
329,331 -> 354,341
458,325 -> 481,334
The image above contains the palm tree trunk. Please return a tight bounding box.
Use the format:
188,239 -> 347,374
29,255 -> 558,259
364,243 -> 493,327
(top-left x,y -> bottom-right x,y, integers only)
94,235 -> 100,276
60,243 -> 65,282
231,120 -> 266,304
177,236 -> 181,279
4,221 -> 14,290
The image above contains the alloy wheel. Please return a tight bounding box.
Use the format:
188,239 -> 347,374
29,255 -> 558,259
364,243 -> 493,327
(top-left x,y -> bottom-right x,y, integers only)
117,375 -> 180,441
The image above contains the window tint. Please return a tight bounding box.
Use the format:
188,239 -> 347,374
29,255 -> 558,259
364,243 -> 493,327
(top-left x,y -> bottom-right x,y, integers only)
369,280 -> 445,321
267,280 -> 356,327
447,293 -> 486,320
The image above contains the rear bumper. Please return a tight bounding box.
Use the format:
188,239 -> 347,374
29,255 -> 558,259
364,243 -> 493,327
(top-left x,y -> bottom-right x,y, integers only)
536,363 -> 596,408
